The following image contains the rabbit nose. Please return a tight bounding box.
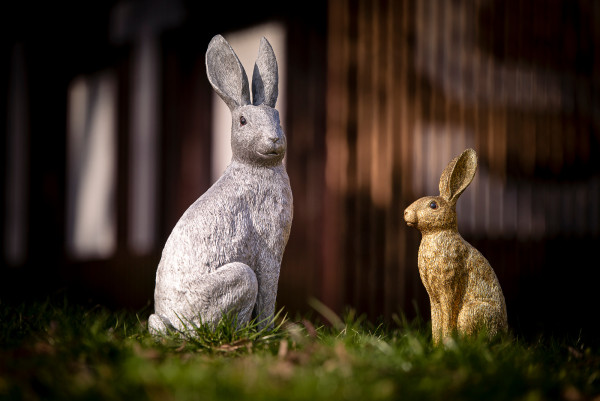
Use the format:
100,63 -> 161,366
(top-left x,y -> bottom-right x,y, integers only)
270,136 -> 279,143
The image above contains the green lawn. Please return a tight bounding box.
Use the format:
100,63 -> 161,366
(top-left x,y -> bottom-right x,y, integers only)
1,298 -> 598,401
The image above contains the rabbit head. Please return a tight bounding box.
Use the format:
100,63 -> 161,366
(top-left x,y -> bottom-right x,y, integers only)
206,35 -> 285,167
404,149 -> 478,233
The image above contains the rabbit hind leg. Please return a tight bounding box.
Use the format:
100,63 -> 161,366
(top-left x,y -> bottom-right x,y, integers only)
188,262 -> 259,329
430,302 -> 443,344
457,300 -> 505,339
151,262 -> 258,335
148,313 -> 175,336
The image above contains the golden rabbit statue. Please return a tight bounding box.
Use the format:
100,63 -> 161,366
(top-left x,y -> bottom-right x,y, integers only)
404,148 -> 507,344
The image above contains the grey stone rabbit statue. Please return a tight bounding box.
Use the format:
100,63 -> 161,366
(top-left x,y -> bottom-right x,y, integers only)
149,35 -> 293,335
404,149 -> 507,344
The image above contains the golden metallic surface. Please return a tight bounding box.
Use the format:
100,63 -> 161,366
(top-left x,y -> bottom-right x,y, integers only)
404,149 -> 507,344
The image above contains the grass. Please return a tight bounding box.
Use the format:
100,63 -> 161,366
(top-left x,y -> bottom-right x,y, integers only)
0,297 -> 599,401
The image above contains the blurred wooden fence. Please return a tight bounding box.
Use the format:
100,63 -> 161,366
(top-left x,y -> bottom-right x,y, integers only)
2,0 -> 599,338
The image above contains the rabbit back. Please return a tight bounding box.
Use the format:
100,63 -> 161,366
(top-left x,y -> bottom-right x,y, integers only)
461,241 -> 508,334
464,242 -> 506,307
419,232 -> 506,305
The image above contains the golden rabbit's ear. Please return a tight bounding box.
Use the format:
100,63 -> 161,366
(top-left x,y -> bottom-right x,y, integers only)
439,148 -> 477,203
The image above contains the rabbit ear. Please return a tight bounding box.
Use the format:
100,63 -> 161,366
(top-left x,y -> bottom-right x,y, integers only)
206,35 -> 251,110
439,148 -> 478,203
251,37 -> 278,107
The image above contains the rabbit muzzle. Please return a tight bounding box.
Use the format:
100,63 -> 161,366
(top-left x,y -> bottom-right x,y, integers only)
404,208 -> 417,227
256,134 -> 286,159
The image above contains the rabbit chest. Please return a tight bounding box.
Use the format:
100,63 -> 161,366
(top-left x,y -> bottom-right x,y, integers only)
241,164 -> 293,258
161,162 -> 292,277
418,231 -> 469,295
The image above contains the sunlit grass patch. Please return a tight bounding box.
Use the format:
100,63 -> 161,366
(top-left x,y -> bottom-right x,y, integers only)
0,297 -> 599,401
153,308 -> 289,355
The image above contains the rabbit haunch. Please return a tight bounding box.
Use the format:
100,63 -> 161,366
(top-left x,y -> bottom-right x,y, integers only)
149,35 -> 292,335
404,149 -> 507,344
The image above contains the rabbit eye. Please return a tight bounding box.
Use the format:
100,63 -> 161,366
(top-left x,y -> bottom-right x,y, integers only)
240,116 -> 247,126
429,201 -> 438,209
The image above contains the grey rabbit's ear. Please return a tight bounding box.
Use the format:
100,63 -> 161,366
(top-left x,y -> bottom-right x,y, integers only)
206,35 -> 251,110
251,37 -> 278,107
439,148 -> 477,203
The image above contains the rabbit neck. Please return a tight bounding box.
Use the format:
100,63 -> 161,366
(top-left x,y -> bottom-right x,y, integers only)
419,222 -> 457,236
232,153 -> 285,168
420,227 -> 460,242
228,159 -> 287,175
225,160 -> 292,215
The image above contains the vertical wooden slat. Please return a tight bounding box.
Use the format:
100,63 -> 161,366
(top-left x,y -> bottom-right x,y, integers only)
383,0 -> 395,318
376,0 -> 388,317
394,0 -> 411,315
463,0 -> 478,235
409,0 -> 426,311
397,0 -> 410,314
411,0 -> 424,198
354,0 -> 369,314
323,0 -> 349,313
441,0 -> 452,172
346,0 -> 359,310
368,0 -> 379,317
458,1 -> 468,127
366,0 -> 378,317
399,0 -> 413,200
